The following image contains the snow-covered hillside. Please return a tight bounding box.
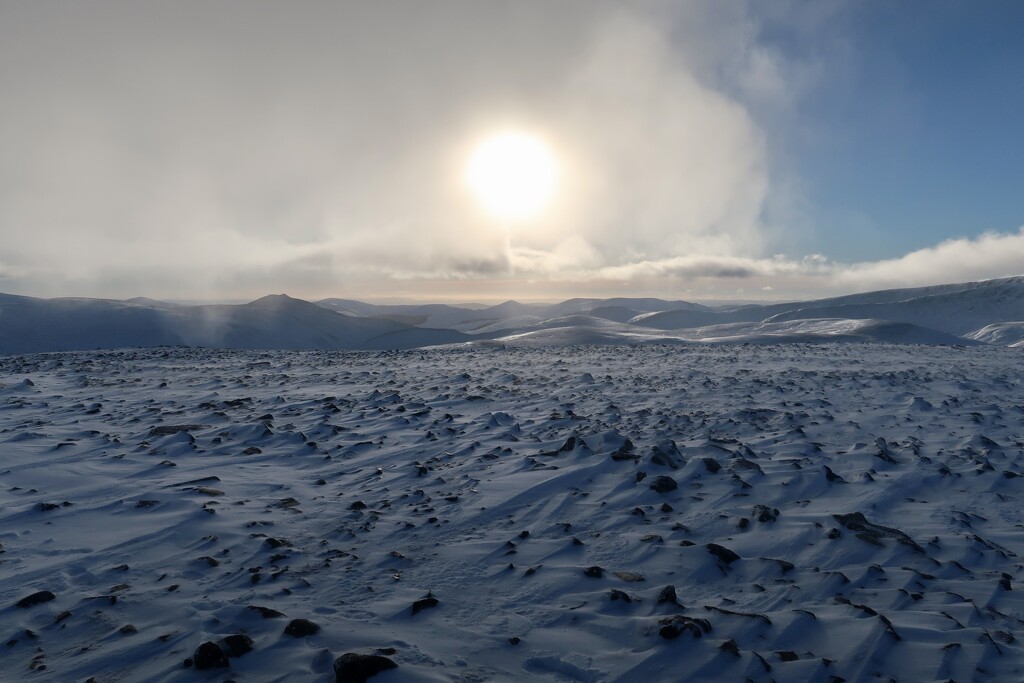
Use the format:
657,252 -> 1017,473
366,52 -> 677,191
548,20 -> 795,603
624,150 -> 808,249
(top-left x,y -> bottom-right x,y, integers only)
3,276 -> 1024,353
2,345 -> 1023,681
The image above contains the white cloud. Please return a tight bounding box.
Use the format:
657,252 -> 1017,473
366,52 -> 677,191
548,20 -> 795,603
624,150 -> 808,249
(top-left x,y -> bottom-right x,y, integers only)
1,2 -> 1019,303
836,227 -> 1024,290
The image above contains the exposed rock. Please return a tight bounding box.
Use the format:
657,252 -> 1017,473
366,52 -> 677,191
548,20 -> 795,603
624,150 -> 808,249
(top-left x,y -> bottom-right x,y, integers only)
702,458 -> 722,474
658,615 -> 712,640
649,440 -> 683,469
833,512 -> 924,552
649,475 -> 678,493
192,641 -> 228,670
16,591 -> 55,608
823,466 -> 846,483
284,618 -> 321,637
707,543 -> 741,564
150,424 -> 207,436
219,633 -> 255,657
583,566 -> 604,578
247,605 -> 286,619
411,596 -> 439,615
333,652 -> 398,682
657,585 -> 679,605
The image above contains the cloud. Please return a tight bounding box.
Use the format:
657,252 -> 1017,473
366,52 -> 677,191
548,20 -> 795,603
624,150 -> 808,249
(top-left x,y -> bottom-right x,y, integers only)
836,227 -> 1024,290
0,1 -> 795,299
1,2 -> 1018,303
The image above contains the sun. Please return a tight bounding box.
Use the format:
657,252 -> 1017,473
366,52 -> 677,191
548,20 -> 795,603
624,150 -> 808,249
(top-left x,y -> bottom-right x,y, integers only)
465,131 -> 558,221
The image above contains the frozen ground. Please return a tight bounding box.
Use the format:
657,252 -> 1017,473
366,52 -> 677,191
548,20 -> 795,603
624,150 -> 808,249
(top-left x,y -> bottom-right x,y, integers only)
1,345 -> 1023,682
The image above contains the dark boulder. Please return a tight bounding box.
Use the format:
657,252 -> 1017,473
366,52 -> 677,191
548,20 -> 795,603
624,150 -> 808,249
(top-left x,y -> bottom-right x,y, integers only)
16,591 -> 55,608
649,476 -> 677,493
333,652 -> 398,683
411,597 -> 439,615
284,618 -> 321,637
192,641 -> 228,670
219,633 -> 254,657
707,543 -> 741,564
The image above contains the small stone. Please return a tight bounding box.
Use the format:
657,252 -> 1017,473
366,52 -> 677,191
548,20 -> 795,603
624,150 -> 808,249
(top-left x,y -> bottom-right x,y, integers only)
16,591 -> 55,608
583,566 -> 604,578
707,543 -> 740,564
411,597 -> 439,615
247,605 -> 286,619
777,651 -> 799,662
657,585 -> 678,605
509,637 -> 521,645
333,652 -> 397,683
119,624 -> 138,635
702,458 -> 722,473
284,618 -> 321,637
609,589 -> 632,602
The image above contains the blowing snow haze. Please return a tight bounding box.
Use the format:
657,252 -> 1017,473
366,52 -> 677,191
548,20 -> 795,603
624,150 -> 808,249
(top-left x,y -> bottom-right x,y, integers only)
2,1 -> 1024,303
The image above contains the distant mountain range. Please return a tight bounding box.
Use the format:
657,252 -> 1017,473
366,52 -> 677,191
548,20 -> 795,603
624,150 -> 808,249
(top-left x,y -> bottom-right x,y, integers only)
2,276 -> 1024,353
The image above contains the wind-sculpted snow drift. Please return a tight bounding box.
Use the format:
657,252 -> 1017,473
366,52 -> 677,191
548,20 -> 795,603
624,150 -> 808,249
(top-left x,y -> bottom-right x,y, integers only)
1,344 -> 1023,681
3,276 -> 1024,353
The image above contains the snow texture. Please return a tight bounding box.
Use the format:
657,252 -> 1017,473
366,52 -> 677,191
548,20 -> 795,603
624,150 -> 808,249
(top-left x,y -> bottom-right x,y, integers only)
2,343 -> 1024,681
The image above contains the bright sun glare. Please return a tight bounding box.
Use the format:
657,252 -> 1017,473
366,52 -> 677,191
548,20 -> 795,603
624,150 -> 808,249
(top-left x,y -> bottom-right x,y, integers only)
466,132 -> 558,221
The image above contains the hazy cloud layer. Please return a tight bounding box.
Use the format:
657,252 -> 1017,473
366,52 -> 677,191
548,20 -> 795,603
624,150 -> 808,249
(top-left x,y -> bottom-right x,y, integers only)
0,1 -> 1018,302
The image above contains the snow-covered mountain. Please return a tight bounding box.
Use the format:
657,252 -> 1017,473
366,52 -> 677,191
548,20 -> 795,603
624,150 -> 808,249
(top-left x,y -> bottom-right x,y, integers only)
0,293 -> 470,353
2,276 -> 1024,353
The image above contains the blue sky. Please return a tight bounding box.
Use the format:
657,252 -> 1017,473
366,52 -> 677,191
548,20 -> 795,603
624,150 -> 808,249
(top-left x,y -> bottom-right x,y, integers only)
798,1 -> 1024,262
1,1 -> 1022,302
765,1 -> 1024,260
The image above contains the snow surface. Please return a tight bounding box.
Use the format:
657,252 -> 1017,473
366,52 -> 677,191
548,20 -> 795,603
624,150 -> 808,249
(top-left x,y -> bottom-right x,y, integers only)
2,344 -> 1024,681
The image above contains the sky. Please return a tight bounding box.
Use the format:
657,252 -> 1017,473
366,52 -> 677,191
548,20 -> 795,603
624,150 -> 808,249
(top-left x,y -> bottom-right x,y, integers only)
2,0 -> 1024,303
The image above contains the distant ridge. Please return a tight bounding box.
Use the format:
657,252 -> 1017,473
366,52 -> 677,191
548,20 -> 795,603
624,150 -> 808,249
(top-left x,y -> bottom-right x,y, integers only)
2,276 -> 1023,353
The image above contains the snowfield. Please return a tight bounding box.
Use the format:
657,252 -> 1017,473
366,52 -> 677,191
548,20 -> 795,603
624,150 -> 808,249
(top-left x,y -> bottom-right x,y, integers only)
2,344 -> 1024,682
